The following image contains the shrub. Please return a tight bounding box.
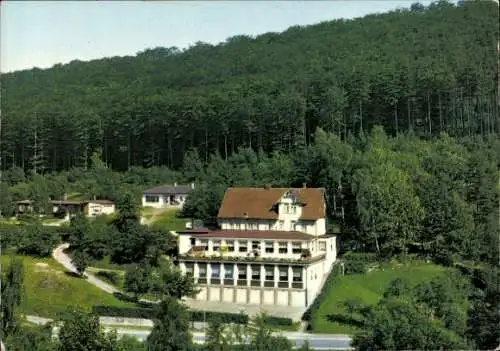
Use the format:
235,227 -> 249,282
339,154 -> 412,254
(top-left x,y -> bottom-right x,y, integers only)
190,310 -> 248,324
263,316 -> 294,327
92,306 -> 157,319
302,263 -> 342,325
95,270 -> 121,285
342,252 -> 381,275
92,306 -> 249,324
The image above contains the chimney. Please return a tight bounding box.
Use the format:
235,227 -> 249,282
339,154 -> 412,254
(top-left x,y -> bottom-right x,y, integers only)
303,183 -> 307,188
191,182 -> 195,189
174,182 -> 177,187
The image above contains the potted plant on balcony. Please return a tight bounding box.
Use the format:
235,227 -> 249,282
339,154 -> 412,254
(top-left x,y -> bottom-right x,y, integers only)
220,244 -> 228,258
300,249 -> 312,260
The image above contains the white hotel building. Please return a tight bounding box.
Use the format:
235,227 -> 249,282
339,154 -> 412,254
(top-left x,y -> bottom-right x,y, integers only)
177,186 -> 338,315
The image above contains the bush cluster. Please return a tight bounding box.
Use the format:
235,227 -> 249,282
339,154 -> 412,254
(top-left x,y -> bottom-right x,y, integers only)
301,263 -> 342,326
95,271 -> 121,285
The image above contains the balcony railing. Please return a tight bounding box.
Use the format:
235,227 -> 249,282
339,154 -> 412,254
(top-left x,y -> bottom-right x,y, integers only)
177,253 -> 325,265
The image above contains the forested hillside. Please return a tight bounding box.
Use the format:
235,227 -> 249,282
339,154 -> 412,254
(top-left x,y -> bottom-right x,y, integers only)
1,0 -> 498,172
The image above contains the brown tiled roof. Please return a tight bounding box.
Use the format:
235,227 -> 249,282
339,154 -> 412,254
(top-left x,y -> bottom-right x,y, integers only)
217,187 -> 325,220
190,230 -> 314,241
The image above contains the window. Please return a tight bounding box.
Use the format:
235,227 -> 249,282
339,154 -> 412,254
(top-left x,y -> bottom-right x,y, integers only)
198,264 -> 207,278
279,266 -> 288,281
291,205 -> 297,214
265,241 -> 274,253
224,264 -> 234,279
252,241 -> 260,250
239,222 -> 245,230
211,264 -> 221,280
264,223 -> 270,230
212,240 -> 221,252
319,241 -> 326,251
145,195 -> 159,203
250,222 -> 258,230
251,265 -> 261,281
237,265 -> 247,280
226,240 -> 235,252
285,204 -> 290,214
278,220 -> 284,230
291,221 -> 297,231
292,268 -> 303,282
239,241 -> 248,252
185,263 -> 194,276
179,196 -> 184,201
278,242 -> 288,254
199,240 -> 208,251
265,266 -> 274,281
292,242 -> 302,254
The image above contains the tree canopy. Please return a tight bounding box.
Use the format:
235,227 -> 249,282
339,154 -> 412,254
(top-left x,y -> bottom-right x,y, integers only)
1,0 -> 498,172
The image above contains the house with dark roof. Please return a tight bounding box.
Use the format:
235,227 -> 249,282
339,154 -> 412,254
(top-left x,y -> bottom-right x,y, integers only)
16,199 -> 115,219
176,186 -> 338,319
142,182 -> 195,209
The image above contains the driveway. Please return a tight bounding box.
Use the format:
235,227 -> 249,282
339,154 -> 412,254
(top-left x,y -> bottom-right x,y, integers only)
52,243 -> 120,294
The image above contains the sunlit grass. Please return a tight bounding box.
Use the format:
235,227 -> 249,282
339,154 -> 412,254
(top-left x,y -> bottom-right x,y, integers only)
311,261 -> 447,334
0,255 -> 135,318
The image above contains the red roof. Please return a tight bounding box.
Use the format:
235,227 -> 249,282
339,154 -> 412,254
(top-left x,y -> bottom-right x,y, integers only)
183,230 -> 314,241
217,187 -> 326,220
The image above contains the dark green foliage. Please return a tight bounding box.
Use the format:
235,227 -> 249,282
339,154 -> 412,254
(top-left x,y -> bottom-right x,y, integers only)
302,263 -> 342,325
92,305 -> 251,325
352,273 -> 473,350
57,309 -> 120,351
3,324 -> 56,351
95,270 -> 120,285
92,305 -> 158,319
1,257 -> 24,339
261,316 -> 294,327
1,1 -> 498,172
10,223 -> 61,258
147,297 -> 193,351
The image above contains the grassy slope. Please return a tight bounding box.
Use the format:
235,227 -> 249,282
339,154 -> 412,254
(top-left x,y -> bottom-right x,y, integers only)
146,208 -> 188,231
312,261 -> 447,334
0,255 -> 135,318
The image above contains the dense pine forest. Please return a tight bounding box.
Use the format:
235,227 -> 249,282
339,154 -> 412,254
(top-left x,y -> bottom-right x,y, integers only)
1,0 -> 499,172
1,1 -> 500,350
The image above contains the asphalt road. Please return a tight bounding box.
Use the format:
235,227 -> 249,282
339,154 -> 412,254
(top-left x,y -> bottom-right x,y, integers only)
111,328 -> 353,350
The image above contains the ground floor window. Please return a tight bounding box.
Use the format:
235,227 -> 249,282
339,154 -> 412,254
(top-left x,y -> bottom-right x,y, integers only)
144,195 -> 159,203
198,263 -> 207,278
292,267 -> 303,282
279,266 -> 288,281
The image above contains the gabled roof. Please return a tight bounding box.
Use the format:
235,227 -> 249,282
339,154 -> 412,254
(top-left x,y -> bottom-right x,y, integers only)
217,187 -> 326,221
143,184 -> 193,195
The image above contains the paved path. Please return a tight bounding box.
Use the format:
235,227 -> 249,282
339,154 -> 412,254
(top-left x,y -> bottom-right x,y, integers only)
53,243 -> 119,294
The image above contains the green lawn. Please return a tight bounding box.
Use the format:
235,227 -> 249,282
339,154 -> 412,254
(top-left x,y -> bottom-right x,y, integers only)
148,208 -> 188,231
311,261 -> 447,334
0,255 -> 135,318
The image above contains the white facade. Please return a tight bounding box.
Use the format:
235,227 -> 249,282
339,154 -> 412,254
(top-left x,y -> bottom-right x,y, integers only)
177,233 -> 337,313
142,183 -> 194,209
177,186 -> 337,319
86,201 -> 116,217
142,193 -> 188,209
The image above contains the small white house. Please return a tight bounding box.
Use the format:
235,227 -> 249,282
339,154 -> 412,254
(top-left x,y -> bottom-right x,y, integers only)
142,183 -> 195,209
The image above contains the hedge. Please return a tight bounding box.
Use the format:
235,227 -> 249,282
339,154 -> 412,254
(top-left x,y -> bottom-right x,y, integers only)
92,305 -> 249,324
262,316 -> 294,327
95,270 -> 121,285
301,263 -> 341,325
